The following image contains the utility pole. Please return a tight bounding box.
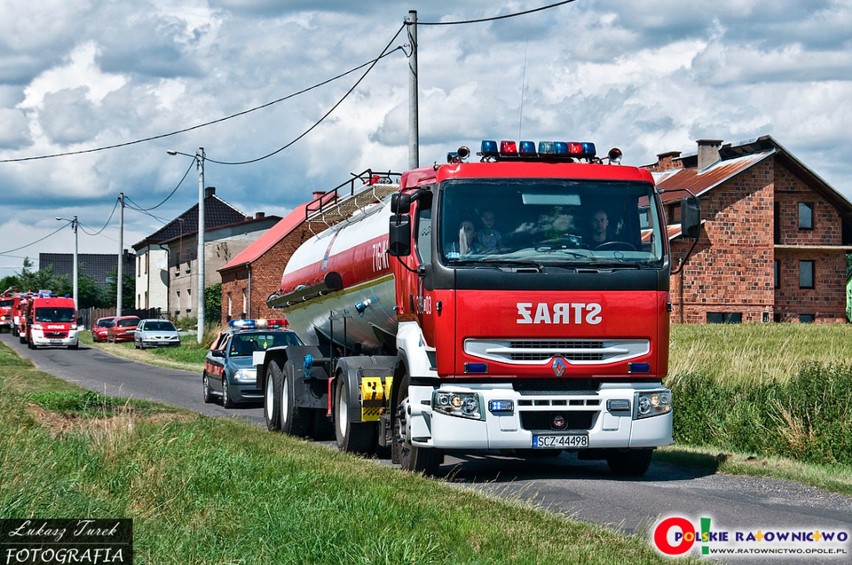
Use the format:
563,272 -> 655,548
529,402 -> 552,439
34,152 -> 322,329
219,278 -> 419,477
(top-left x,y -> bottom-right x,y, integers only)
56,216 -> 79,310
167,148 -> 206,344
407,10 -> 419,169
117,193 -> 124,316
196,148 -> 205,344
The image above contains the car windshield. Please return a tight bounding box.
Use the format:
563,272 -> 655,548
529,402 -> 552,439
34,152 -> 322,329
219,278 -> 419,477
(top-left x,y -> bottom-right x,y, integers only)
229,332 -> 302,356
117,318 -> 139,327
97,319 -> 114,327
35,308 -> 76,323
144,321 -> 176,331
438,178 -> 664,267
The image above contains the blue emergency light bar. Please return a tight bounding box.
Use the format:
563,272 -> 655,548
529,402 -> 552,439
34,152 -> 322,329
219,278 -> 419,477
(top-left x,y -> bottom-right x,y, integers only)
228,318 -> 287,330
479,139 -> 597,161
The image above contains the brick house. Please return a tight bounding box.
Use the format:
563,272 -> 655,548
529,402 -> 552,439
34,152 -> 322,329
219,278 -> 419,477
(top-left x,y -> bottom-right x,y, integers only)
132,186 -> 280,318
218,172 -> 399,325
648,136 -> 852,323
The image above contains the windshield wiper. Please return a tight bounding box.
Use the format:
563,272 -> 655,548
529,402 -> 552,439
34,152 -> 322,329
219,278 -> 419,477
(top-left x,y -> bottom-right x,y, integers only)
475,258 -> 545,270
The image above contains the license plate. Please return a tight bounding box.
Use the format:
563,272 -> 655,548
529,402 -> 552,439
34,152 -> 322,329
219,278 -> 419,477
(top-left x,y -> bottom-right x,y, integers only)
532,434 -> 589,449
49,340 -> 62,345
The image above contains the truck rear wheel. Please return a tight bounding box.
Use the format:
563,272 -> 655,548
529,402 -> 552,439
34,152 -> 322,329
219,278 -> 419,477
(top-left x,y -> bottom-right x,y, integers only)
606,448 -> 653,477
280,362 -> 311,437
264,361 -> 282,431
334,374 -> 377,455
393,373 -> 441,475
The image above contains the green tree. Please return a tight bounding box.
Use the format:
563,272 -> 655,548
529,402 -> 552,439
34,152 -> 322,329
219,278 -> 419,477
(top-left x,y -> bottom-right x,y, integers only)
76,273 -> 109,309
205,282 -> 222,326
105,269 -> 135,314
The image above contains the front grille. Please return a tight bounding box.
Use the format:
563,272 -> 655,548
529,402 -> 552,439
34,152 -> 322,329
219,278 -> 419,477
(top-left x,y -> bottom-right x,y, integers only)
465,338 -> 649,365
520,411 -> 596,431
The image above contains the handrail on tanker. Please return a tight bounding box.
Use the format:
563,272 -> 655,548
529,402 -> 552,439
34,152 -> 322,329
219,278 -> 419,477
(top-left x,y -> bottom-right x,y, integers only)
304,169 -> 401,223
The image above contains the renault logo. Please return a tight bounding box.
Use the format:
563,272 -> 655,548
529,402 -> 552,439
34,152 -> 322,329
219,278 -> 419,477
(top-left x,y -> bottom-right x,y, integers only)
552,358 -> 566,377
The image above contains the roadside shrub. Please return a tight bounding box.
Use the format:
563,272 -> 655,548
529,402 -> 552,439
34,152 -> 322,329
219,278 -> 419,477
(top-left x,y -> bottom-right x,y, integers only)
670,364 -> 852,465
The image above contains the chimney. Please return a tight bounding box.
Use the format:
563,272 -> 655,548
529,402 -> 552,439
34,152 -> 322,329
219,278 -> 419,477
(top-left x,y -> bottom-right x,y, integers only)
312,191 -> 325,200
255,212 -> 265,220
204,186 -> 216,198
696,139 -> 722,170
655,151 -> 682,171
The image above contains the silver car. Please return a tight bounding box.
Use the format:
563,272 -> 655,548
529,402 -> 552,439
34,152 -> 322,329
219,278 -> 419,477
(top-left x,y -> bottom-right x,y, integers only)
134,319 -> 181,349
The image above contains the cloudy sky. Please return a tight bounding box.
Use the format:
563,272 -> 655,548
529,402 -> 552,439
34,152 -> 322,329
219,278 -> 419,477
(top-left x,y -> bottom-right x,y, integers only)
1,0 -> 850,276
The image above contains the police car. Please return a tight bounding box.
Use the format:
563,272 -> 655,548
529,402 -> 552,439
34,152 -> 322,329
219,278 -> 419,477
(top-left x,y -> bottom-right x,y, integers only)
202,319 -> 303,408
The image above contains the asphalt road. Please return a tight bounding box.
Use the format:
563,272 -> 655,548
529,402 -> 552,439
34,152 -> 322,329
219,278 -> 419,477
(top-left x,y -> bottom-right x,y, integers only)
4,334 -> 850,564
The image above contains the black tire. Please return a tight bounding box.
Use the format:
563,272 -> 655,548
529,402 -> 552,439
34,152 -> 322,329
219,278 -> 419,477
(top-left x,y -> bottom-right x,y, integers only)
222,375 -> 236,408
264,362 -> 282,431
393,372 -> 442,475
68,344 -> 78,350
606,448 -> 653,477
19,334 -> 26,344
27,340 -> 35,350
334,374 -> 377,455
280,363 -> 311,437
202,372 -> 213,404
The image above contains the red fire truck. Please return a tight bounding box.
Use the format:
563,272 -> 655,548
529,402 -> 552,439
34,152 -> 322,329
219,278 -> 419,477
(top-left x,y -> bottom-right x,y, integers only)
0,288 -> 18,333
24,292 -> 80,350
256,140 -> 699,476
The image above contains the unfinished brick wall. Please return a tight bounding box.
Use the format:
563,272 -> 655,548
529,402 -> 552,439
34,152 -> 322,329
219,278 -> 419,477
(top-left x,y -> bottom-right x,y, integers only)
671,158 -> 848,323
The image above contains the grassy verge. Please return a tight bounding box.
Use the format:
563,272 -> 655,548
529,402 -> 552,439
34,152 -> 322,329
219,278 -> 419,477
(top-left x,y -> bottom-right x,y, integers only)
0,343 -> 671,565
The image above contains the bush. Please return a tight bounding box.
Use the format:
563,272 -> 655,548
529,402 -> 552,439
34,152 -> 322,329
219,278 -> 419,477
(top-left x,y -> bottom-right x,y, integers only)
670,364 -> 852,465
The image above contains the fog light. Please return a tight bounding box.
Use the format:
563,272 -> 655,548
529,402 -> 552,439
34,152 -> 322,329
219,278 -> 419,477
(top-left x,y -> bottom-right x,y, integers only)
607,399 -> 630,412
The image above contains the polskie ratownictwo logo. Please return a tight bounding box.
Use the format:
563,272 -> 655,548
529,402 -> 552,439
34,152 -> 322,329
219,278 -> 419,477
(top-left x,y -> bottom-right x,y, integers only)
1,519 -> 132,564
652,515 -> 849,559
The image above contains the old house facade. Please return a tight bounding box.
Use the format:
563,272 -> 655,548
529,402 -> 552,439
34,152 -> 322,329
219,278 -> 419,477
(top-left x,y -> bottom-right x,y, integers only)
650,136 -> 852,323
132,187 -> 280,319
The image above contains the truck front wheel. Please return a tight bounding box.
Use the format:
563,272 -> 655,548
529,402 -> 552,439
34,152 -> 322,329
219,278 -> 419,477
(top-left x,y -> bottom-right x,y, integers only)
334,374 -> 376,455
606,448 -> 654,477
393,373 -> 441,475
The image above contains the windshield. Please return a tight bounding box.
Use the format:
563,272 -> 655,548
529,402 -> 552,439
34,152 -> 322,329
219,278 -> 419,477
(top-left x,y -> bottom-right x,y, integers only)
35,307 -> 76,323
439,178 -> 664,267
229,332 -> 302,356
144,321 -> 176,331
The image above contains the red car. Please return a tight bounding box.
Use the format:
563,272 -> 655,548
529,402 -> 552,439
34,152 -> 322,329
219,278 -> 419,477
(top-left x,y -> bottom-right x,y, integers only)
108,316 -> 140,343
92,316 -> 116,343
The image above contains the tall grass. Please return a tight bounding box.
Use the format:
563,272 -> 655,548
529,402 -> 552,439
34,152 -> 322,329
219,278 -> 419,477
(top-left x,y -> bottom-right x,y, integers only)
668,324 -> 852,466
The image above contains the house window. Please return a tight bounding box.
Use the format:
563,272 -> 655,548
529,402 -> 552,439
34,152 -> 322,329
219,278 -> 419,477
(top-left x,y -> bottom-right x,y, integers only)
176,290 -> 181,313
799,260 -> 814,288
798,202 -> 814,229
707,312 -> 742,324
242,289 -> 247,317
774,260 -> 779,288
186,288 -> 192,312
227,293 -> 233,318
799,314 -> 815,323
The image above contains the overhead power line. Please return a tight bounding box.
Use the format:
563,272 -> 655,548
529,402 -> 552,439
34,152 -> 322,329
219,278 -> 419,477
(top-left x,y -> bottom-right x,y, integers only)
417,0 -> 577,25
0,48 -> 404,165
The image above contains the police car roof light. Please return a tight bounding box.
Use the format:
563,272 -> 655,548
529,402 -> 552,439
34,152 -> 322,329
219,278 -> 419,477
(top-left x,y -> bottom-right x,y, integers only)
228,319 -> 256,330
538,141 -> 556,155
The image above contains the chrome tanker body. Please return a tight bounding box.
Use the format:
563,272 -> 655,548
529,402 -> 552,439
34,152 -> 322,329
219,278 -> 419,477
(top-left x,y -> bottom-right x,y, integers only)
274,199 -> 397,355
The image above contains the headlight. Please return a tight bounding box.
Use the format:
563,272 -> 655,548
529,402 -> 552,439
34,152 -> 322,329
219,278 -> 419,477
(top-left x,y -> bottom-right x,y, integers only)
432,391 -> 483,420
635,391 -> 671,419
233,369 -> 257,382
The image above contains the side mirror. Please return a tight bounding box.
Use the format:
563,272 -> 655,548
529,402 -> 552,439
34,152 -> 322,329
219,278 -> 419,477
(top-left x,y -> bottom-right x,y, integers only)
390,193 -> 411,214
388,215 -> 411,256
680,196 -> 701,239
211,349 -> 225,358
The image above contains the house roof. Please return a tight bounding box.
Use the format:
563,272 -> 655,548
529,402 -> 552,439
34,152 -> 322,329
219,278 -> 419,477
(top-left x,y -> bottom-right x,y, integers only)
132,191 -> 249,250
219,203 -> 312,272
652,135 -> 852,215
